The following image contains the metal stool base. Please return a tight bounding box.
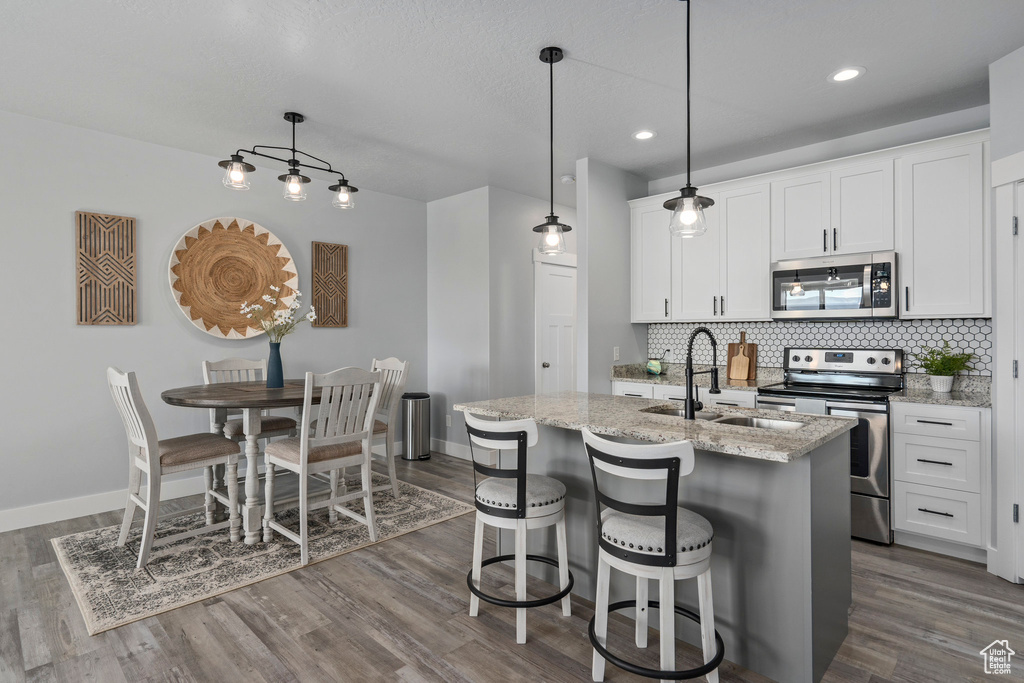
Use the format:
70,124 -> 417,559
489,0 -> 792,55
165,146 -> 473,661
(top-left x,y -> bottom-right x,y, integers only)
467,553 -> 574,609
588,599 -> 725,680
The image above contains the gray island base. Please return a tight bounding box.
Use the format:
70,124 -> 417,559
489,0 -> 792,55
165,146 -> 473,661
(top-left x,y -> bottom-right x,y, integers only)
454,392 -> 856,683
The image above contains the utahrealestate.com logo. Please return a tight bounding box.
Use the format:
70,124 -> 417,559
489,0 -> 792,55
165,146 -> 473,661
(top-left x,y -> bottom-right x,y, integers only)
980,640 -> 1015,675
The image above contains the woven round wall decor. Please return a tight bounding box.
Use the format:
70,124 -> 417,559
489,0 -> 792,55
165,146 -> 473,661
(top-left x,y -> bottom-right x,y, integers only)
168,217 -> 298,338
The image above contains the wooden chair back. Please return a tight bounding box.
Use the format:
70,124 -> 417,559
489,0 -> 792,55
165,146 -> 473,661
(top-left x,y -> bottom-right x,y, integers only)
202,358 -> 267,421
106,367 -> 160,470
581,428 -> 696,567
370,357 -> 409,425
299,367 -> 382,467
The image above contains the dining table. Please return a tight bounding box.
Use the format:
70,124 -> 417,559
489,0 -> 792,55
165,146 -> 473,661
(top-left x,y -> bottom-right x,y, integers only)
161,379 -> 327,544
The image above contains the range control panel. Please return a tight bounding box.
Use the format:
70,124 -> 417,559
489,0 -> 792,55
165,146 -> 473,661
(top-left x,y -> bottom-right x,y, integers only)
783,348 -> 902,374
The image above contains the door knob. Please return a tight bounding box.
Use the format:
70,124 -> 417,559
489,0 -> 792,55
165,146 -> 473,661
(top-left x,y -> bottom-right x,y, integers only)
542,362 -> 550,368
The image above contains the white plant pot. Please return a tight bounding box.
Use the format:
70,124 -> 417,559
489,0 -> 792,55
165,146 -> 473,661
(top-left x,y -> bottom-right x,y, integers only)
929,375 -> 954,393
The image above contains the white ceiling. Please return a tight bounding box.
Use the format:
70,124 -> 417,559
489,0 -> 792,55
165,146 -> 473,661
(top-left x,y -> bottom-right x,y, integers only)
2,0 -> 1023,207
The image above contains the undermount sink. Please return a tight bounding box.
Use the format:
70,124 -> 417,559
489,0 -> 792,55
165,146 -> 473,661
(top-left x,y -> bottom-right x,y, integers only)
641,406 -> 720,421
713,416 -> 805,430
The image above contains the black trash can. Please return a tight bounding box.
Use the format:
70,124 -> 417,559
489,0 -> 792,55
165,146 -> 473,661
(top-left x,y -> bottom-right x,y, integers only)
401,392 -> 431,460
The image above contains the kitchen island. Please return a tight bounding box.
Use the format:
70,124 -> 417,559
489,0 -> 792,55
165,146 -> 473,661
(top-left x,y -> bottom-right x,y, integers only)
454,391 -> 856,683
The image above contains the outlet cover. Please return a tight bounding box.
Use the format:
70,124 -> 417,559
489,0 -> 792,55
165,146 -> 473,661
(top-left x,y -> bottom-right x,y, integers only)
445,414 -> 452,427
613,346 -> 620,361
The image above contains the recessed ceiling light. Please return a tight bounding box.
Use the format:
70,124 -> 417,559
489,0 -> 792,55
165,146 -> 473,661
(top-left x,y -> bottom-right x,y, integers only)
828,66 -> 865,83
560,174 -> 576,184
633,130 -> 657,140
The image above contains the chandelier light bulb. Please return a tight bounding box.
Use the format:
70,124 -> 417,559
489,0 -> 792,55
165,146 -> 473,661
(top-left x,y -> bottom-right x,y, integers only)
220,155 -> 253,190
329,179 -> 358,209
282,170 -> 308,201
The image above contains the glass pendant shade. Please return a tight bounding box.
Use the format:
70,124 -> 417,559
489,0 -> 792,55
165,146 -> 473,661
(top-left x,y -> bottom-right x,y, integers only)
218,154 -> 254,190
329,179 -> 358,209
534,215 -> 568,255
280,169 -> 309,201
665,186 -> 713,238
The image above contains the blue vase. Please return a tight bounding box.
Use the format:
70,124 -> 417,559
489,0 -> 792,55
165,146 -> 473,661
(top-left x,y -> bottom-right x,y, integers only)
267,342 -> 284,388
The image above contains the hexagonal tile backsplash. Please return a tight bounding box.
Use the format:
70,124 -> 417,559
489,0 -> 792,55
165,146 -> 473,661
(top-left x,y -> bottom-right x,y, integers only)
648,319 -> 992,375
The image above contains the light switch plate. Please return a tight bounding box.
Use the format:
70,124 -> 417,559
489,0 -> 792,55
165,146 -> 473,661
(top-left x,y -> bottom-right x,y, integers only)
613,346 -> 620,361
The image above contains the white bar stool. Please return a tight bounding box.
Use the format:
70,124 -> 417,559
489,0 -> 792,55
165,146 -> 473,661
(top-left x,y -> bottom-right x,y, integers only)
464,412 -> 573,644
581,428 -> 724,683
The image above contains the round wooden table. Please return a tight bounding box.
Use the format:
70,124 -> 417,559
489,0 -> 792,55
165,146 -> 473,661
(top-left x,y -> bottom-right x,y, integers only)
162,380 -> 317,544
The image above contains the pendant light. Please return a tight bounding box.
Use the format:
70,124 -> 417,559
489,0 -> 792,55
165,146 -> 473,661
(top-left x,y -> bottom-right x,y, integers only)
217,112 -> 358,209
532,46 -> 572,255
664,0 -> 714,238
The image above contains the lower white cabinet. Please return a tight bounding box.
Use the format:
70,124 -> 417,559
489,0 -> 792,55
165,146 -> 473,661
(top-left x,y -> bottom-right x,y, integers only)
893,433 -> 980,493
699,387 -> 757,409
612,381 -> 654,399
652,384 -> 688,402
893,481 -> 982,546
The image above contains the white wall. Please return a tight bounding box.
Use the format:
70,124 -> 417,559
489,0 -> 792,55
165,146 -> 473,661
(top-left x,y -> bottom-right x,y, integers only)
575,158 -> 648,394
0,110 -> 427,519
426,186 -> 574,452
649,105 -> 990,195
990,45 -> 1024,162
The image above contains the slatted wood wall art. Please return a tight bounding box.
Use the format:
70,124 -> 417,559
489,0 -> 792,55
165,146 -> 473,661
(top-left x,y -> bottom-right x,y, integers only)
311,241 -> 348,327
168,217 -> 298,338
76,211 -> 137,325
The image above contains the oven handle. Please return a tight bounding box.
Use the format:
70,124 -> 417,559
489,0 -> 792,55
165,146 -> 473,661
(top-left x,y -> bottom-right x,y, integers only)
824,400 -> 889,413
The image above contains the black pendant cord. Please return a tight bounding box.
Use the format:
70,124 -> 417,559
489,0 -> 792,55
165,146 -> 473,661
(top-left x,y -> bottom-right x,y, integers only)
685,0 -> 691,188
549,55 -> 555,217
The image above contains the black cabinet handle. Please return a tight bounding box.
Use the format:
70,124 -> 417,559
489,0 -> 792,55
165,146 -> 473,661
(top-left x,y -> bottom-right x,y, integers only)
823,229 -> 828,253
833,228 -> 837,251
905,286 -> 910,312
918,507 -> 954,518
720,296 -> 725,314
714,401 -> 739,406
917,419 -> 954,426
664,298 -> 669,318
713,296 -> 717,316
624,393 -> 643,398
917,458 -> 954,466
667,397 -> 685,401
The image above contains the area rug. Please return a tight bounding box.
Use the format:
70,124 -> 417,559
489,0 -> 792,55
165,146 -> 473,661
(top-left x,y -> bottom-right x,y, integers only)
52,474 -> 473,635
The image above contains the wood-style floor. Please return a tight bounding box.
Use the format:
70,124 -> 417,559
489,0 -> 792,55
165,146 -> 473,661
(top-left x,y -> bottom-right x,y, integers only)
1,453 -> 1022,682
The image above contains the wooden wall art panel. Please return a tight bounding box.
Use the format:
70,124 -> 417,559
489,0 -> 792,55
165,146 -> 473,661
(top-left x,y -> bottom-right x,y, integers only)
168,217 -> 298,339
76,211 -> 137,325
311,241 -> 348,327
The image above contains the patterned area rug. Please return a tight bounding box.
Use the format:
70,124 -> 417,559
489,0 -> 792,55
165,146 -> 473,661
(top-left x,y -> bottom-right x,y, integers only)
52,474 -> 473,635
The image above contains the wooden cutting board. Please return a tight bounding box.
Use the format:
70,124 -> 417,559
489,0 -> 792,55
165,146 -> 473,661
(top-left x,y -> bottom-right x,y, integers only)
727,331 -> 758,381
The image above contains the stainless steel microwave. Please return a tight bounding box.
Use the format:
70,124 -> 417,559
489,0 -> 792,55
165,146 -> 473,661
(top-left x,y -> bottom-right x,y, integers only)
770,251 -> 898,320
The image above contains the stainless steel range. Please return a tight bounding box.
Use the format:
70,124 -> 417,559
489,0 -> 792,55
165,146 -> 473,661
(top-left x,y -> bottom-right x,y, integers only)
756,347 -> 905,544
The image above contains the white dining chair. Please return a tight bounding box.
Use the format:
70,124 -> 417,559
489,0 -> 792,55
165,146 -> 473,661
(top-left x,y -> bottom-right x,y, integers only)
202,358 -> 298,442
262,367 -> 382,565
368,357 -> 409,498
107,367 -> 241,569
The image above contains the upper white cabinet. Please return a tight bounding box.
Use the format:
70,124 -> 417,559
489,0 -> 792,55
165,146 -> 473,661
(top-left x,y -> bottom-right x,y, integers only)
671,192 -> 720,320
770,160 -> 894,261
630,201 -> 673,321
897,142 -> 986,319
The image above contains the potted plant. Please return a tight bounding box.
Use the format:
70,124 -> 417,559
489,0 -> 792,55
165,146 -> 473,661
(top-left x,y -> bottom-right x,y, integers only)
240,286 -> 316,388
910,342 -> 975,393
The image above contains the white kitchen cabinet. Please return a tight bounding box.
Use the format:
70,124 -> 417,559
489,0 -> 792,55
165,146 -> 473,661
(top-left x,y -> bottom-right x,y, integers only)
699,387 -> 757,409
652,384 -> 689,402
770,172 -> 831,261
897,142 -> 985,319
671,192 -> 720,321
771,160 -> 894,261
611,381 -> 654,399
719,184 -> 771,320
630,200 -> 673,322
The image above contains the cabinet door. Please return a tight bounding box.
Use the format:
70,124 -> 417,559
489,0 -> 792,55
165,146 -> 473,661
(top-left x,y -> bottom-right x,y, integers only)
699,387 -> 757,409
612,381 -> 654,399
831,159 -> 894,255
671,192 -> 720,321
631,202 -> 673,322
719,184 -> 770,321
898,143 -> 984,318
770,172 -> 831,261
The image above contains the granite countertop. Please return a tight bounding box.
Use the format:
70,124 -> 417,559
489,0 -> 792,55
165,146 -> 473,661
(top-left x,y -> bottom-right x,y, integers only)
455,392 -> 856,463
611,364 -> 783,392
889,389 -> 991,409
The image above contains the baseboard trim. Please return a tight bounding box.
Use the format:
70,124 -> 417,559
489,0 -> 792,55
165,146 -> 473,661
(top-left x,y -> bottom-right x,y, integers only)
0,441 -> 403,533
894,530 -> 988,564
430,438 -> 472,461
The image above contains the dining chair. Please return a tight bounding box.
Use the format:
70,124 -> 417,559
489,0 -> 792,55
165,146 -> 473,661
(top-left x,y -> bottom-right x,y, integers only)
368,357 -> 409,498
262,367 -> 382,565
107,367 -> 241,569
201,358 -> 298,442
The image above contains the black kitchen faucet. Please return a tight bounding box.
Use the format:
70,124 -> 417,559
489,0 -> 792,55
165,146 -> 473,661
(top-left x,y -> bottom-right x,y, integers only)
684,326 -> 721,419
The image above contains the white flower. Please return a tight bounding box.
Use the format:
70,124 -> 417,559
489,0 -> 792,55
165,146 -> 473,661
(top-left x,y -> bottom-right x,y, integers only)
246,313 -> 252,318
269,285 -> 280,292
293,290 -> 301,297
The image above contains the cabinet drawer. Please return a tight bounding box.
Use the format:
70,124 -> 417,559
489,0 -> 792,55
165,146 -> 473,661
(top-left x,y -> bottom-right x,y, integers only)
893,481 -> 981,546
700,388 -> 757,409
891,403 -> 980,441
653,384 -> 688,402
612,382 -> 654,399
893,433 -> 980,493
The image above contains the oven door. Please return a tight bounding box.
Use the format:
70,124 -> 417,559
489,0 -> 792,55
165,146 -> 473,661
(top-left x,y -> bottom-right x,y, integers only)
770,252 -> 896,319
826,400 -> 889,497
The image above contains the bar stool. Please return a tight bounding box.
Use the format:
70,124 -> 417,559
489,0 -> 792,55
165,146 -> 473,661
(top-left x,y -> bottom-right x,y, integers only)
464,412 -> 573,644
581,428 -> 724,683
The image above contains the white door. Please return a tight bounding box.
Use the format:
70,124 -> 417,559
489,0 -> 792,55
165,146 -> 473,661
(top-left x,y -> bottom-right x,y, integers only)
898,143 -> 984,318
671,191 -> 720,321
719,184 -> 771,321
831,159 -> 894,255
771,172 -> 831,261
535,256 -> 577,394
631,202 -> 673,321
